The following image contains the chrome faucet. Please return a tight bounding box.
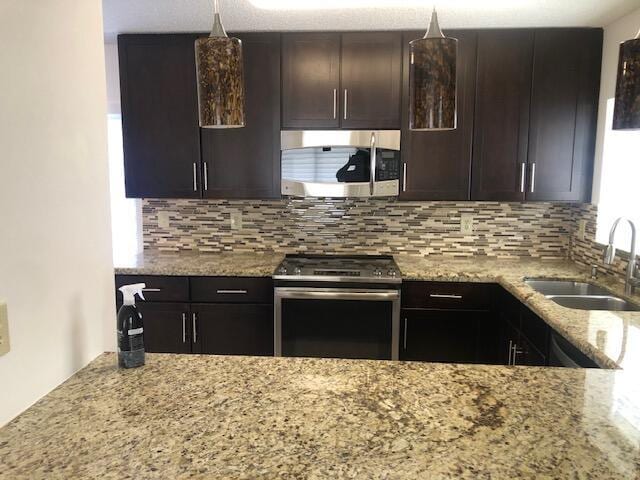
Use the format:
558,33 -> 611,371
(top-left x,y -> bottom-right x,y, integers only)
603,217 -> 640,295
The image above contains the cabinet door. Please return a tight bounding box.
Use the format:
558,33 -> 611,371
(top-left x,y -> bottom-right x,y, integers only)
136,302 -> 192,354
282,33 -> 341,129
118,35 -> 201,198
400,30 -> 477,200
340,32 -> 402,129
471,30 -> 534,201
201,33 -> 281,199
513,335 -> 547,367
526,29 -> 601,202
401,309 -> 480,363
192,304 -> 274,356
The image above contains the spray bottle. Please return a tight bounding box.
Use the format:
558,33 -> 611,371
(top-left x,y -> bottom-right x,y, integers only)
117,283 -> 146,369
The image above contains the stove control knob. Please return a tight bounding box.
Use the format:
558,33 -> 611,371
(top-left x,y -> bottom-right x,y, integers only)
293,267 -> 302,275
387,269 -> 397,277
277,266 -> 288,275
373,268 -> 383,276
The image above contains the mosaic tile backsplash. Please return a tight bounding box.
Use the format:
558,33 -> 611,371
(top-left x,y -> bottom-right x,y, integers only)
142,199 -> 574,259
570,203 -> 639,286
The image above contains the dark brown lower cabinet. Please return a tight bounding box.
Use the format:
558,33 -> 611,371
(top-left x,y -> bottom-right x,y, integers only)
191,304 -> 274,356
497,287 -> 549,366
401,309 -> 489,363
137,302 -> 192,354
400,282 -> 498,364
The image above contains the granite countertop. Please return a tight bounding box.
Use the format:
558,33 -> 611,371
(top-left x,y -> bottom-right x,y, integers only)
115,251 -> 640,371
114,250 -> 285,277
1,352 -> 639,479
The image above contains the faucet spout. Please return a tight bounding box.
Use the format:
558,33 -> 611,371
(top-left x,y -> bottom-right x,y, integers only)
604,217 -> 638,295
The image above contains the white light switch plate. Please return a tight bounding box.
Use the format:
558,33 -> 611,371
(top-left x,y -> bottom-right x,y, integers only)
0,302 -> 10,356
460,214 -> 474,234
230,211 -> 243,230
158,211 -> 170,229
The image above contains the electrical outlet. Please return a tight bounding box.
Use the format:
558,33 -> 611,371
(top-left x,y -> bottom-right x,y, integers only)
230,210 -> 243,230
0,302 -> 10,356
578,219 -> 586,241
158,211 -> 170,229
460,214 -> 474,234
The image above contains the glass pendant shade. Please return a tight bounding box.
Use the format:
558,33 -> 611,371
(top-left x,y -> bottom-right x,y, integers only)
613,35 -> 640,131
409,10 -> 457,131
195,1 -> 245,129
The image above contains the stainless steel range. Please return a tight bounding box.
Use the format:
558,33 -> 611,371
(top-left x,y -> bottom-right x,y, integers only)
273,255 -> 401,361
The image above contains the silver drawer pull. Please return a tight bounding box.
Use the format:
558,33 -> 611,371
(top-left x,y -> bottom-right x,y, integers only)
216,289 -> 248,294
143,288 -> 161,292
182,313 -> 187,343
429,294 -> 462,299
192,313 -> 197,344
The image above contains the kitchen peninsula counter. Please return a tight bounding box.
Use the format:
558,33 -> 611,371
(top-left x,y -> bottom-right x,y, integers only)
1,352 -> 639,479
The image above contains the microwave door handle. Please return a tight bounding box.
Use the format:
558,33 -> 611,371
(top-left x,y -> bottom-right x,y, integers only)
370,132 -> 376,196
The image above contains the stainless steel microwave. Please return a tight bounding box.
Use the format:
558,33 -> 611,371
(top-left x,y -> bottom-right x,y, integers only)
280,130 -> 401,198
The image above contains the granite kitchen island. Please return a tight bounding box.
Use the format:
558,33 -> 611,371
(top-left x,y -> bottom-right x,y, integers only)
1,352 -> 639,479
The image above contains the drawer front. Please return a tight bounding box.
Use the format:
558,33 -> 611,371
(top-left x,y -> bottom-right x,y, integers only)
190,277 -> 273,304
402,281 -> 492,310
115,275 -> 190,303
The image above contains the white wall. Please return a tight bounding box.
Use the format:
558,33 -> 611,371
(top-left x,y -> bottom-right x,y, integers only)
591,7 -> 640,204
0,0 -> 115,426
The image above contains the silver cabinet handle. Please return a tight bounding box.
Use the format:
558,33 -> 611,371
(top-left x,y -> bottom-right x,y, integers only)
142,288 -> 161,292
403,163 -> 407,192
369,132 -> 376,196
192,162 -> 198,191
343,89 -> 348,120
508,340 -> 513,365
203,162 -> 209,191
429,294 -> 462,299
333,89 -> 337,119
530,163 -> 536,193
216,289 -> 248,294
192,313 -> 197,344
512,344 -> 523,366
403,318 -> 408,350
182,313 -> 187,343
520,162 -> 526,193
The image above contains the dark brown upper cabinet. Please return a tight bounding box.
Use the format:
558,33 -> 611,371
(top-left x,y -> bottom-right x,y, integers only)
399,30 -> 477,200
119,34 -> 202,199
471,30 -> 534,201
200,33 -> 281,199
281,33 -> 341,129
526,29 -> 602,202
281,32 -> 402,129
340,32 -> 402,129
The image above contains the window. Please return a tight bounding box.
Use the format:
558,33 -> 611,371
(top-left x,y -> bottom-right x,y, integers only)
595,98 -> 640,251
107,114 -> 141,264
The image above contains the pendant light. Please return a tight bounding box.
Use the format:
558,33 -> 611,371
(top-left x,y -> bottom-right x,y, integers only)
409,8 -> 457,131
195,0 -> 245,128
613,28 -> 640,130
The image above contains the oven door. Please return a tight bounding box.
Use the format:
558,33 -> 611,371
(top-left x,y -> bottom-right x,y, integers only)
274,287 -> 400,360
280,130 -> 400,198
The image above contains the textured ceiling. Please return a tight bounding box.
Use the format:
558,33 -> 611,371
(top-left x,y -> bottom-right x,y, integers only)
102,0 -> 640,38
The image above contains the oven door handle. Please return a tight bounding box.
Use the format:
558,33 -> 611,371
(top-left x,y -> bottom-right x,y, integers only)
274,288 -> 399,302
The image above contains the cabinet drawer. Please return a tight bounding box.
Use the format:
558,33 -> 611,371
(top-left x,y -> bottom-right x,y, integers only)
190,277 -> 273,304
115,275 -> 190,303
402,281 -> 492,310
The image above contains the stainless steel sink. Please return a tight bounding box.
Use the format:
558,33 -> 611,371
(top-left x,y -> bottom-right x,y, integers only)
524,278 -> 640,312
524,279 -> 610,296
548,295 -> 640,312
